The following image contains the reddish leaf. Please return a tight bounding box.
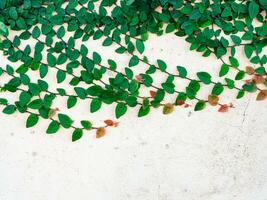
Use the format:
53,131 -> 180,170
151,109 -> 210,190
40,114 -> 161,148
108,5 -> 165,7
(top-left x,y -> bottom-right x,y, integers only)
113,122 -> 119,127
135,75 -> 142,82
177,100 -> 185,105
218,104 -> 229,113
253,75 -> 264,84
245,79 -> 252,84
104,119 -> 114,126
149,90 -> 156,98
184,104 -> 190,108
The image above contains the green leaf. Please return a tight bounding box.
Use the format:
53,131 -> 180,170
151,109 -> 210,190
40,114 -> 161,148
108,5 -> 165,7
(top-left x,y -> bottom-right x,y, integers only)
0,22 -> 8,36
47,53 -> 56,67
236,90 -> 245,99
28,83 -> 41,96
248,1 -> 259,19
219,64 -> 229,77
225,78 -> 235,89
9,7 -> 18,20
74,87 -> 87,99
26,114 -> 39,128
212,82 -> 224,95
229,56 -> 239,68
58,113 -> 73,128
102,37 -> 113,46
2,105 -> 16,114
108,59 -> 117,71
176,66 -> 187,78
93,52 -> 101,64
39,64 -> 48,78
81,120 -> 92,130
138,106 -> 150,117
67,96 -> 77,109
57,26 -> 65,38
19,91 -> 31,106
32,26 -> 41,39
28,99 -> 43,109
235,71 -> 245,80
115,102 -> 127,118
136,40 -> 145,54
56,70 -> 66,83
72,128 -> 83,142
194,101 -> 206,111
197,72 -> 211,84
46,120 -> 60,134
90,98 -> 102,113
129,55 -> 139,67
57,53 -> 67,65
244,45 -> 253,59
230,35 -> 241,45
157,59 -> 167,72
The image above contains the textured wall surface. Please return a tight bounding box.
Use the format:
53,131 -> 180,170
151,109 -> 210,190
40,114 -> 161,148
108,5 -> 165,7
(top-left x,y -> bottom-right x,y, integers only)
0,33 -> 267,200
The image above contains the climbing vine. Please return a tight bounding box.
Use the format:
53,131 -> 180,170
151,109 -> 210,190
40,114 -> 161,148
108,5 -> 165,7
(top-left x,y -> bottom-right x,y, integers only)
0,0 -> 266,141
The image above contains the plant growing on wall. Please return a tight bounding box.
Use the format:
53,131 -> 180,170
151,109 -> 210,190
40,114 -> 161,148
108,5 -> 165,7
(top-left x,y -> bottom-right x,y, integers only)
0,0 -> 266,141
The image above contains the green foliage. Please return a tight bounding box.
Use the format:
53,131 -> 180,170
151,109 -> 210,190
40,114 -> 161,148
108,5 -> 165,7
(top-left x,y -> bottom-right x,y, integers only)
0,0 -> 266,141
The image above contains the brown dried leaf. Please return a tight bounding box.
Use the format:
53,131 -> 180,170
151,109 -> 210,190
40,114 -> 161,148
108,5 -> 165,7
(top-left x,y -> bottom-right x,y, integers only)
48,108 -> 59,119
163,103 -> 174,115
208,95 -> 219,106
96,127 -> 106,138
245,66 -> 255,75
256,90 -> 267,101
